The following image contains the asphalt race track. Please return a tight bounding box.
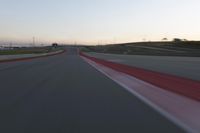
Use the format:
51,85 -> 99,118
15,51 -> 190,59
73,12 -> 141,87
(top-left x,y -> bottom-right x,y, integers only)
0,47 -> 184,133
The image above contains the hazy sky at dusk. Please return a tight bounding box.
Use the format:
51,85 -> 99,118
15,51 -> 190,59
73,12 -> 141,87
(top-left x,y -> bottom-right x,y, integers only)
0,0 -> 200,45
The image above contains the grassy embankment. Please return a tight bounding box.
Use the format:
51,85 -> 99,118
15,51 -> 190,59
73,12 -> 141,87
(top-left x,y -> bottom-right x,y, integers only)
0,46 -> 63,55
81,41 -> 200,57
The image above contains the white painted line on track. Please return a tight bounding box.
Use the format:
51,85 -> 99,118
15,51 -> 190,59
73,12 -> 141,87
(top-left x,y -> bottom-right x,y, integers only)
81,56 -> 200,133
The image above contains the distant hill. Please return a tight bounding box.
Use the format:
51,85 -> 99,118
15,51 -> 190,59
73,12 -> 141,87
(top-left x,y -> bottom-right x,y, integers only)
81,41 -> 200,57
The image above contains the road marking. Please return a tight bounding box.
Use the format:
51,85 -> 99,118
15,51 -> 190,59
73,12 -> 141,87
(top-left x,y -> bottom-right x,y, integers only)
80,52 -> 200,101
81,55 -> 200,133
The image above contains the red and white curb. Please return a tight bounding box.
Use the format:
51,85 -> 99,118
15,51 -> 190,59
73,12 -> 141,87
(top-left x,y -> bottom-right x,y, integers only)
81,55 -> 200,133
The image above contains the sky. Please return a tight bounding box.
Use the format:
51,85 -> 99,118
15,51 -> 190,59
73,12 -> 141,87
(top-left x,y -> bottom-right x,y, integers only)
0,0 -> 200,45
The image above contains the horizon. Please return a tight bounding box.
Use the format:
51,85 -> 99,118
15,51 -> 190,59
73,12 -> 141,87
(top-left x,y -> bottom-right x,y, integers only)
1,0 -> 200,45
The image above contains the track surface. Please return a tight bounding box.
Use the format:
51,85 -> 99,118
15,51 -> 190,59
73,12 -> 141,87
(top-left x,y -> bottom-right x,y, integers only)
0,47 -> 184,133
87,52 -> 200,81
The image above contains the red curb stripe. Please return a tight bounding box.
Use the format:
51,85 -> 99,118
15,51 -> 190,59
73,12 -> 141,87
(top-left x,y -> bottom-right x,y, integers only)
0,50 -> 66,64
80,52 -> 200,101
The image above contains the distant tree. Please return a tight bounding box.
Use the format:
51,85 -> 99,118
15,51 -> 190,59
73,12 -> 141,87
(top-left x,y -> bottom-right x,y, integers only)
52,43 -> 58,48
162,38 -> 168,41
173,38 -> 182,42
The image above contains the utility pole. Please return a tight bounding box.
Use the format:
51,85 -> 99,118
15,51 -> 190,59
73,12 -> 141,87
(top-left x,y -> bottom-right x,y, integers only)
33,37 -> 35,47
113,37 -> 116,44
9,42 -> 12,49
